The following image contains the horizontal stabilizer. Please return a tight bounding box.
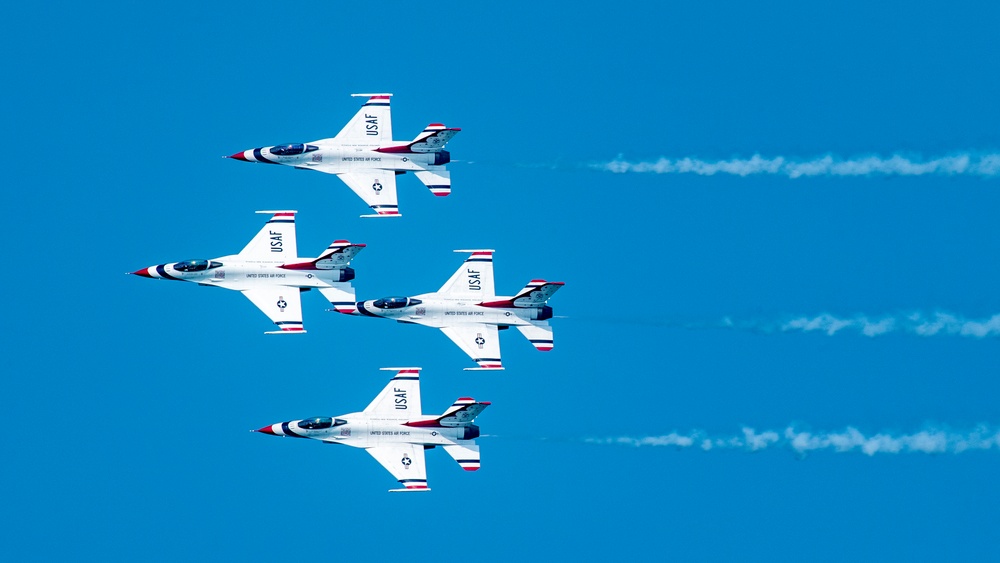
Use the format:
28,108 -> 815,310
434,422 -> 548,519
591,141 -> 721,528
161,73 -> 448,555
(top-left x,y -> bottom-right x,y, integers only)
413,169 -> 451,197
389,487 -> 432,493
516,322 -> 554,351
443,442 -> 481,471
317,285 -> 357,314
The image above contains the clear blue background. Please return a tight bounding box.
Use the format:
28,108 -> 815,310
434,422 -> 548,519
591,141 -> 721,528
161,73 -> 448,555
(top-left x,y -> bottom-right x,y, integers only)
2,2 -> 998,561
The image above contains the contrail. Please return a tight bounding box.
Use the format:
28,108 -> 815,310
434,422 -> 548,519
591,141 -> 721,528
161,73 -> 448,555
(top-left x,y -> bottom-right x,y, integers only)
587,425 -> 1000,456
726,312 -> 1000,338
595,152 -> 1000,178
575,311 -> 1000,338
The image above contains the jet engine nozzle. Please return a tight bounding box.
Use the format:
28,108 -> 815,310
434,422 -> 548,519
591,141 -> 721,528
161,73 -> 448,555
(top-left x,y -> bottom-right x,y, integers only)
537,305 -> 554,321
433,150 -> 451,166
339,267 -> 356,283
463,424 -> 481,440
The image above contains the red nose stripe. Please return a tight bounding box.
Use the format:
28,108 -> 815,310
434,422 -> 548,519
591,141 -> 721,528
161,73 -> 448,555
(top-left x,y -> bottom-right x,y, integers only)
256,425 -> 276,435
228,151 -> 249,161
131,268 -> 152,278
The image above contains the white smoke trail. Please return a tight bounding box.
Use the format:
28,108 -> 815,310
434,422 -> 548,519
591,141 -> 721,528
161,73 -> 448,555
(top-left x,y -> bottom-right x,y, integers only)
736,312 -> 1000,338
597,152 -> 1000,178
588,425 -> 1000,456
576,312 -> 1000,338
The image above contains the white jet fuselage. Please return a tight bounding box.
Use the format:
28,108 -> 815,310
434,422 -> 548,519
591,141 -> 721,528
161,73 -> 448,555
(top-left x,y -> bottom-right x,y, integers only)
254,144 -> 449,174
356,295 -> 552,329
141,256 -> 354,291
264,413 -> 479,449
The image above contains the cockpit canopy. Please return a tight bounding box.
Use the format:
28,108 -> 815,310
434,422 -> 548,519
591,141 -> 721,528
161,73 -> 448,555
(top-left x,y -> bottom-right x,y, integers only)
372,296 -> 422,309
173,259 -> 222,272
298,417 -> 347,430
270,143 -> 319,156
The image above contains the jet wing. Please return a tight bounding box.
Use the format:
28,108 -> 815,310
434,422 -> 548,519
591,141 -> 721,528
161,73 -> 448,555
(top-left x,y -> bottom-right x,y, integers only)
366,444 -> 429,492
241,287 -> 305,334
333,94 -> 393,148
438,250 -> 495,296
239,211 -> 297,258
335,171 -> 400,218
440,324 -> 504,370
363,368 -> 422,416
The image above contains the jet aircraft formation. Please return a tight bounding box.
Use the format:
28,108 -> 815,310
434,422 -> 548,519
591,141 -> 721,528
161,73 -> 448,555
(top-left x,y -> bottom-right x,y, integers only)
131,94 -> 563,491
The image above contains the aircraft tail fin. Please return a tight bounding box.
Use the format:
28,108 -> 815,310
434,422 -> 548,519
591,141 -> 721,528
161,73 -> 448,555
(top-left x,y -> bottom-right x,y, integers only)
406,397 -> 490,428
438,397 -> 491,425
279,241 -> 364,313
377,124 -> 460,155
479,280 -> 565,309
406,124 -> 460,153
511,280 -> 564,306
315,240 -> 366,264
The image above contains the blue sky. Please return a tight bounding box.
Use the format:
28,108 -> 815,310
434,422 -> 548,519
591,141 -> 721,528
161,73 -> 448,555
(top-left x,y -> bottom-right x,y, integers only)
3,1 -> 1000,560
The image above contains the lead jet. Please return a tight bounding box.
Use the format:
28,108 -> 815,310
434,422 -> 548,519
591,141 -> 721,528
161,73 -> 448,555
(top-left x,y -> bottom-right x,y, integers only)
130,211 -> 364,334
226,93 -> 460,218
255,367 -> 489,492
342,250 -> 564,370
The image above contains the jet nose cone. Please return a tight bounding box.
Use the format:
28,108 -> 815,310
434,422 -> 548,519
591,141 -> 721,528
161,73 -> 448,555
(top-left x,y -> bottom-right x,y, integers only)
131,268 -> 152,278
255,424 -> 277,435
227,151 -> 249,161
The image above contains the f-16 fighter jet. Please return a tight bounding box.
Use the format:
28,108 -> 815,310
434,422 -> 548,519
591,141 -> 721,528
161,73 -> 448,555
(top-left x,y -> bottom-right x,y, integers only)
130,211 -> 364,334
254,367 -> 489,492
344,250 -> 564,370
226,93 -> 460,218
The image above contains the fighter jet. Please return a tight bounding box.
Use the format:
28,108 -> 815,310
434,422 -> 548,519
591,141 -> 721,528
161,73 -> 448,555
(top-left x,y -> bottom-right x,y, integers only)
226,93 -> 459,218
342,250 -> 564,370
130,211 -> 364,334
255,367 -> 489,492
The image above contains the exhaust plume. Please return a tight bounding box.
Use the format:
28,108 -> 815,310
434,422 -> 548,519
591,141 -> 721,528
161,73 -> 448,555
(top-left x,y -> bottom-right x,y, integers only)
597,152 -> 1000,178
